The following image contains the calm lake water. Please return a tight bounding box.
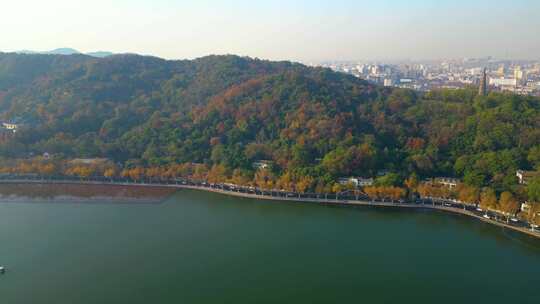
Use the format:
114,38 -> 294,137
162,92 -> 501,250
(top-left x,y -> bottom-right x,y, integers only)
0,189 -> 539,304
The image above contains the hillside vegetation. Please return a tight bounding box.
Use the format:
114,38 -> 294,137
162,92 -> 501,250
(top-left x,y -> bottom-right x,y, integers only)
0,53 -> 539,199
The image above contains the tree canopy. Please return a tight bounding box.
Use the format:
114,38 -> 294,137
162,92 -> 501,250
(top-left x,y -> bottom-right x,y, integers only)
0,53 -> 539,194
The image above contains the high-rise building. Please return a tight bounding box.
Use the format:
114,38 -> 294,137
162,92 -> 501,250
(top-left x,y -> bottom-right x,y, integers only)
497,65 -> 505,76
479,68 -> 488,96
514,66 -> 526,85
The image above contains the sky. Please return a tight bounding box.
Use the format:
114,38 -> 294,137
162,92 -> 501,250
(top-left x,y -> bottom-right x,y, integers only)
1,0 -> 540,62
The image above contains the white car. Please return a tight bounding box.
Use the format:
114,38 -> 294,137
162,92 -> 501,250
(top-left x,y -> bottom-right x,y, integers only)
483,214 -> 490,219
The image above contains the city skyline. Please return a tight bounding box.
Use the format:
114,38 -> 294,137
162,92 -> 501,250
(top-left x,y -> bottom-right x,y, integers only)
318,56 -> 540,96
2,0 -> 540,62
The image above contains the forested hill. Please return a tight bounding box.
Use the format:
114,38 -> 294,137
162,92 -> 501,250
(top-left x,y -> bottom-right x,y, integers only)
0,52 -> 539,194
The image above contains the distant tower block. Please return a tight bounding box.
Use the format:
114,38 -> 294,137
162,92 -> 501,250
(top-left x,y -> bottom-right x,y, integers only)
479,68 -> 488,96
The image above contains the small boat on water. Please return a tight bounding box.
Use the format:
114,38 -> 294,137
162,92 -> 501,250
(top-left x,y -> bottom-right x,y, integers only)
0,266 -> 5,274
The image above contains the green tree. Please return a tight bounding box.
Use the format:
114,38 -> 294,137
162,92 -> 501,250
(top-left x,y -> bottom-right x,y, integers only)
528,177 -> 540,202
528,146 -> 540,170
375,173 -> 401,187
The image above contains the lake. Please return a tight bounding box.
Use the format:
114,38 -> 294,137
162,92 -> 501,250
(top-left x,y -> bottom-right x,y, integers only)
1,189 -> 539,304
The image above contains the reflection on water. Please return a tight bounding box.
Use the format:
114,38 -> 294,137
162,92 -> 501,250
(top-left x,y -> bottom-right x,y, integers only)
0,183 -> 177,205
0,197 -> 168,205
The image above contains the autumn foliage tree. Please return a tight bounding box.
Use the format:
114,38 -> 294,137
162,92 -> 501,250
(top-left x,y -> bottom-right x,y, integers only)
207,164 -> 228,183
253,169 -> 276,190
526,203 -> 540,226
364,186 -> 406,201
66,166 -> 95,179
498,191 -> 520,222
456,184 -> 480,205
479,187 -> 498,212
37,163 -> 57,176
417,182 -> 452,199
103,167 -> 117,180
276,171 -> 295,192
230,169 -> 252,186
120,167 -> 145,182
296,176 -> 314,193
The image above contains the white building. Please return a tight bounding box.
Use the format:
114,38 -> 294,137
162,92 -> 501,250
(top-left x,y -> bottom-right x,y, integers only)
521,202 -> 532,213
489,77 -> 517,87
496,66 -> 505,76
467,67 -> 483,75
68,158 -> 109,165
252,160 -> 273,170
516,170 -> 539,185
338,177 -> 374,188
521,202 -> 540,219
434,177 -> 460,189
2,122 -> 18,132
514,67 -> 526,84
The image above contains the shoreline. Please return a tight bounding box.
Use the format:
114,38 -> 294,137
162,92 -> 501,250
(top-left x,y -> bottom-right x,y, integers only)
1,179 -> 538,240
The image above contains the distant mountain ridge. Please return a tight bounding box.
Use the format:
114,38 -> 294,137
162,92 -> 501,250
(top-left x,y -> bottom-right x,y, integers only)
85,51 -> 115,58
14,48 -> 114,58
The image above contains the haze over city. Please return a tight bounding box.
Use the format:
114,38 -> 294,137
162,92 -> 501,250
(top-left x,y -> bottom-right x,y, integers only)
2,0 -> 540,61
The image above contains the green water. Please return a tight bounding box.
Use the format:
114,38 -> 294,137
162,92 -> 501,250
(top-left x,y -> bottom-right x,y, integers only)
0,189 -> 539,304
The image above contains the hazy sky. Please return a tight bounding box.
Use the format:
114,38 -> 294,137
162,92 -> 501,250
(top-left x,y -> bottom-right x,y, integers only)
2,0 -> 539,61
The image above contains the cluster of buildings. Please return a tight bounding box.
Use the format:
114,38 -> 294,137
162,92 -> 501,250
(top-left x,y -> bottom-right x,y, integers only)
310,57 -> 540,96
337,175 -> 460,189
337,170 -> 461,189
337,170 -> 539,215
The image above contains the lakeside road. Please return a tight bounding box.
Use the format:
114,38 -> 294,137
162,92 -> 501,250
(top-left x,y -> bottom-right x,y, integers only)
0,178 -> 539,240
